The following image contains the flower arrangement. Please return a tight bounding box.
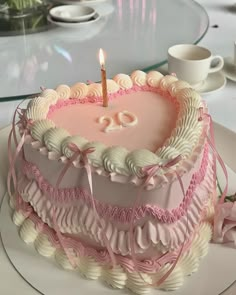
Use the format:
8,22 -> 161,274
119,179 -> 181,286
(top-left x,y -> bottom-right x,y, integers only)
213,179 -> 236,246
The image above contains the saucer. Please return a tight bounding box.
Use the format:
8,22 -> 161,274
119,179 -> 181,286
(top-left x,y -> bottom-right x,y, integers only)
222,57 -> 236,82
49,5 -> 95,22
50,0 -> 114,16
47,12 -> 100,28
194,71 -> 226,95
51,0 -> 107,5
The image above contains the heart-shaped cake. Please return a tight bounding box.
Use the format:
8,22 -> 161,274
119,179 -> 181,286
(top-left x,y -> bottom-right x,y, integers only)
10,70 -> 214,294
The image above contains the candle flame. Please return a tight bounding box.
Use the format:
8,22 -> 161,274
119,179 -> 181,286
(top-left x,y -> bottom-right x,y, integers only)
99,48 -> 105,67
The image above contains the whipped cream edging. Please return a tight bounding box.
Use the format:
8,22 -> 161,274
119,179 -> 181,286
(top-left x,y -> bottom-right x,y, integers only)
12,197 -> 212,295
23,70 -> 206,186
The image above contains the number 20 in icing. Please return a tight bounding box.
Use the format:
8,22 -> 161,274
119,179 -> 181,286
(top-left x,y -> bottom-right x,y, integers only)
98,110 -> 138,133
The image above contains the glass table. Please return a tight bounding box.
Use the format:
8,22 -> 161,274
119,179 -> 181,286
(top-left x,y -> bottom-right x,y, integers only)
0,0 -> 209,101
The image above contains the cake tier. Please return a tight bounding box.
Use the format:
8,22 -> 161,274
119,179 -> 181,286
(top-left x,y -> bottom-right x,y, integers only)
48,90 -> 178,152
10,70 -> 214,294
22,71 -> 205,189
12,197 -> 213,294
18,143 -> 214,258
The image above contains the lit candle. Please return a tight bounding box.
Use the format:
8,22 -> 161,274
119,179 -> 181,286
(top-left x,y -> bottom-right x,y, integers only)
99,48 -> 108,107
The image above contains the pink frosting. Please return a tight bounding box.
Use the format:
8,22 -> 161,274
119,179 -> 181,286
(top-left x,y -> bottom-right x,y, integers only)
21,144 -> 209,224
16,196 -> 196,273
18,160 -> 213,256
17,145 -> 214,257
47,85 -> 178,117
47,86 -> 179,152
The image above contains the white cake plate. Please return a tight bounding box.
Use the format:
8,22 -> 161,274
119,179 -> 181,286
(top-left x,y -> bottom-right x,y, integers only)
1,124 -> 236,295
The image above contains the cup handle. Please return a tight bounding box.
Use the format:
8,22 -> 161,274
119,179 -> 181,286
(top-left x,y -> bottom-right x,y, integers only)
209,55 -> 224,73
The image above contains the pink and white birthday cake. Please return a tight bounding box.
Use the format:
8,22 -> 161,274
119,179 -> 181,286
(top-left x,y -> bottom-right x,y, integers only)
8,70 -> 220,294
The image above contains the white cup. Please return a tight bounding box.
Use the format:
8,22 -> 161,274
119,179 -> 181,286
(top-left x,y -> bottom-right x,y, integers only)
168,44 -> 224,87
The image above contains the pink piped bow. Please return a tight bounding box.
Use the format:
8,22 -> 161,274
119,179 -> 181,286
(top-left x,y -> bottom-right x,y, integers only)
141,155 -> 182,186
8,103 -> 33,205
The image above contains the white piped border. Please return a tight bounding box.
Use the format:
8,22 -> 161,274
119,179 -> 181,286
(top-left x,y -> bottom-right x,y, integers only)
22,71 -> 206,187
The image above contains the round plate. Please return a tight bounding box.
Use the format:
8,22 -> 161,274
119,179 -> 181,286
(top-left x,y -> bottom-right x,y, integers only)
1,194 -> 236,295
47,12 -> 100,28
194,71 -> 226,95
49,5 -> 95,22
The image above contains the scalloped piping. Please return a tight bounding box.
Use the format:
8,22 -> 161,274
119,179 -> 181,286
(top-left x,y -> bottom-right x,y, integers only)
18,155 -> 213,256
11,203 -> 212,294
23,129 -> 208,189
21,143 -> 209,224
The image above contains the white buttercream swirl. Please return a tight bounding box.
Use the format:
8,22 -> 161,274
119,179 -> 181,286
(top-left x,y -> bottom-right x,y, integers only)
19,219 -> 38,244
28,96 -> 50,109
127,272 -> 152,295
178,107 -> 200,128
167,136 -> 193,157
34,234 -> 56,257
192,222 -> 212,258
159,75 -> 178,91
83,141 -> 106,167
168,80 -> 191,97
26,105 -> 48,121
126,149 -> 160,177
107,79 -> 120,93
172,125 -> 202,148
103,146 -> 130,175
179,249 -> 199,276
13,210 -> 26,226
157,145 -> 180,160
78,256 -> 102,280
153,264 -> 184,291
131,70 -> 147,86
41,89 -> 59,105
56,84 -> 71,100
113,74 -> 133,89
61,135 -> 88,158
102,266 -> 127,289
70,83 -> 88,99
146,71 -> 163,87
30,119 -> 55,143
177,88 -> 202,108
44,127 -> 70,154
55,249 -> 77,270
88,83 -> 103,97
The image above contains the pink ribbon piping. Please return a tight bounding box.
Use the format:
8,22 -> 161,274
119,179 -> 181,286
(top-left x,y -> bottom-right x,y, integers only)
198,107 -> 228,204
7,101 -> 32,211
54,142 -> 116,268
198,107 -> 229,245
129,155 -> 188,286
